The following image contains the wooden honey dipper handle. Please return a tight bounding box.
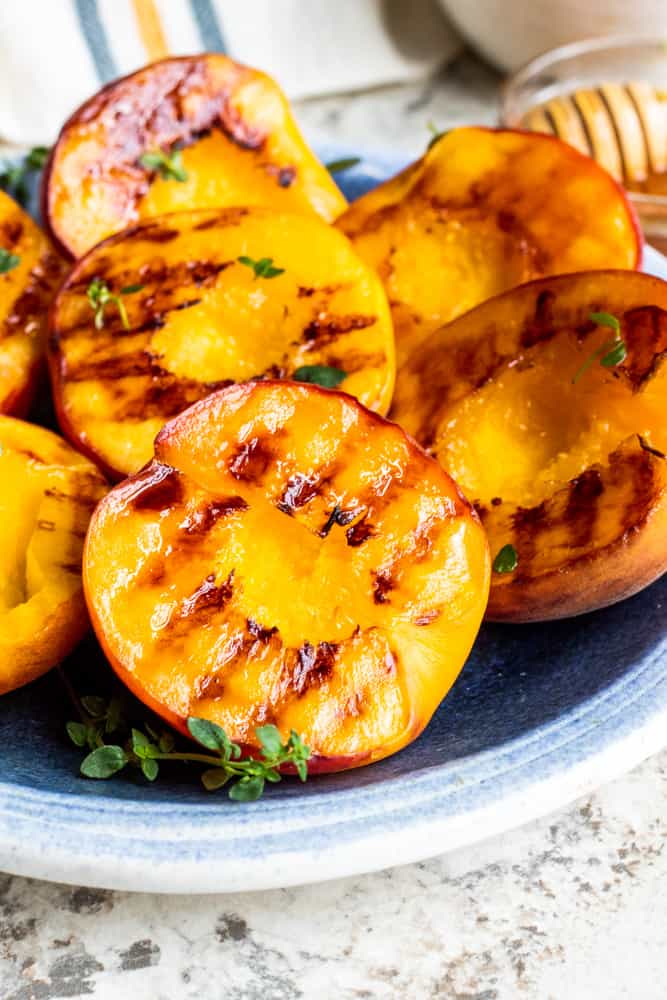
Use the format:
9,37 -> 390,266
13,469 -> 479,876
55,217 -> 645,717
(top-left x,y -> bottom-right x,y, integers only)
522,82 -> 667,186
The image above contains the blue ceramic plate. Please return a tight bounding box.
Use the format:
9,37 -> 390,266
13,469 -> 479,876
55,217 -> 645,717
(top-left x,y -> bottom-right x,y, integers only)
0,147 -> 665,893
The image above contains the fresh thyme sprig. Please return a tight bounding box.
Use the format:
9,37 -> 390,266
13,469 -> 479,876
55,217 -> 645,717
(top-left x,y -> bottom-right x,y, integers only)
0,145 -> 50,205
0,248 -> 20,274
292,364 -> 347,388
140,148 -> 188,182
492,543 -> 518,574
86,278 -> 144,330
66,694 -> 310,802
427,121 -> 448,150
237,255 -> 285,279
325,156 -> 361,174
572,311 -> 627,384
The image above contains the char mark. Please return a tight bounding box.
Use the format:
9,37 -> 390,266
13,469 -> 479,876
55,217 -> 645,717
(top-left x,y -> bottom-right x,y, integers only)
130,466 -> 184,511
521,290 -> 556,349
44,487 -> 99,509
372,568 -> 394,604
292,641 -> 338,696
622,305 -> 667,387
228,437 -> 274,483
217,104 -> 266,149
179,570 -> 234,621
180,495 -> 249,535
64,350 -> 161,382
346,518 -> 374,547
124,225 -> 180,244
277,473 -> 321,514
563,468 -> 604,548
302,313 -> 377,348
1,219 -> 23,247
247,618 -> 278,642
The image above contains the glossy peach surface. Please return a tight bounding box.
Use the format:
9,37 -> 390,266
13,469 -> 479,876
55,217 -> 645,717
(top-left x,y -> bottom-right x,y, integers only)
391,270 -> 667,621
337,127 -> 641,367
44,54 -> 348,258
0,189 -> 66,416
49,207 -> 395,480
0,417 -> 107,694
84,381 -> 490,768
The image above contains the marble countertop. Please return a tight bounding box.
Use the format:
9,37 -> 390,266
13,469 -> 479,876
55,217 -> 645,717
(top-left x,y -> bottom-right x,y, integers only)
2,53 -> 666,1000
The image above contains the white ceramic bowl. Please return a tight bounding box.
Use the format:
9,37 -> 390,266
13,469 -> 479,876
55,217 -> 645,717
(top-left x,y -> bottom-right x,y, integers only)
437,0 -> 667,72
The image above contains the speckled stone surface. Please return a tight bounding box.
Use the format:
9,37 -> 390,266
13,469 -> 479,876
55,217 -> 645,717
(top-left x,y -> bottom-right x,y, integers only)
1,53 -> 665,999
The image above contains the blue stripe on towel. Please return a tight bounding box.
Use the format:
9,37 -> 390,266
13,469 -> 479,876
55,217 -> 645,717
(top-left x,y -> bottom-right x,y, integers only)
190,0 -> 227,52
73,0 -> 118,82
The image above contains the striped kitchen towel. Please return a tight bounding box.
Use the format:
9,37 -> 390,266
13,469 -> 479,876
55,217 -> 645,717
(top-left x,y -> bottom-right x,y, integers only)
0,0 -> 460,146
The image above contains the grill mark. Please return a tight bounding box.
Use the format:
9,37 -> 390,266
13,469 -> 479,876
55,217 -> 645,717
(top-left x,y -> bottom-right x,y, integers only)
194,217 -> 221,231
372,568 -> 394,604
297,283 -> 343,299
324,349 -> 386,375
292,641 -> 338,696
1,220 -> 23,247
302,313 -> 377,348
195,673 -> 226,699
130,466 -> 183,511
116,375 -> 234,421
64,350 -> 160,382
188,259 -> 233,288
13,448 -> 46,464
277,473 -> 321,514
563,468 -> 604,548
180,495 -> 249,535
124,225 -> 180,244
56,259 -> 234,340
228,437 -> 274,483
171,297 -> 202,312
58,561 -> 82,574
622,305 -> 667,387
2,251 -> 65,341
509,501 -> 548,582
618,451 -> 657,536
521,290 -> 556,349
346,518 -> 374,547
44,487 -> 100,509
179,570 -> 234,621
247,618 -> 278,642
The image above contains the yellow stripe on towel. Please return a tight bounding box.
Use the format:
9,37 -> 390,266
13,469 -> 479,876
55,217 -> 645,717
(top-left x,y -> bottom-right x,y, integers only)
131,0 -> 169,61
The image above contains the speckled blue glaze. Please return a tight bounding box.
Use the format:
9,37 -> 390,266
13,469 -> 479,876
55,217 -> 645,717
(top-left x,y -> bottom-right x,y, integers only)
0,149 -> 664,893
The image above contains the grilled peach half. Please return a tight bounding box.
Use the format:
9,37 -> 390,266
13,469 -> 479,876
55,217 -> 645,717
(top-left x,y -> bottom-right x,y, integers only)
0,417 -> 107,695
337,127 -> 641,366
391,270 -> 667,622
43,54 -> 347,259
0,189 -> 66,416
49,206 -> 395,480
84,381 -> 490,770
